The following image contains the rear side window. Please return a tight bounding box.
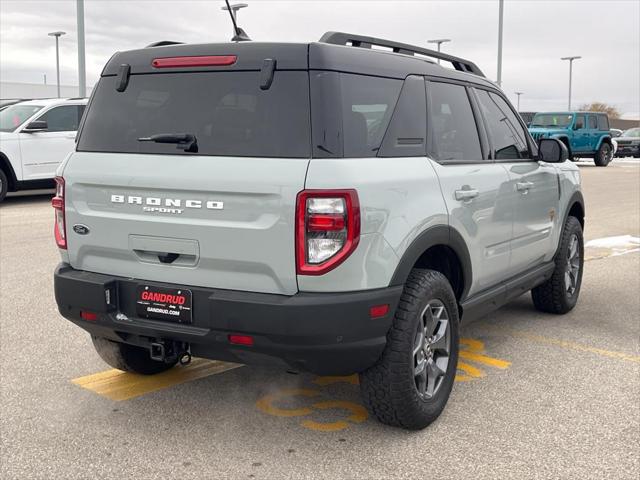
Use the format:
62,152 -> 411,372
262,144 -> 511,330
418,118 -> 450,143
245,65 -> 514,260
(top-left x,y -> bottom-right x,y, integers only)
78,71 -> 311,158
588,115 -> 598,129
311,72 -> 402,157
597,114 -> 609,131
427,82 -> 482,161
475,89 -> 530,160
37,105 -> 85,132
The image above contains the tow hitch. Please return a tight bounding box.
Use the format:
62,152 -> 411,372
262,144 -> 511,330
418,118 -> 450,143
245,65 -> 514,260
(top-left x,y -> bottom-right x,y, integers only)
149,341 -> 190,365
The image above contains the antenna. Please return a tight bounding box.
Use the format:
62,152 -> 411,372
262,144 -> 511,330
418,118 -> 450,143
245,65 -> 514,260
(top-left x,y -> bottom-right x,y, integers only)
223,0 -> 251,42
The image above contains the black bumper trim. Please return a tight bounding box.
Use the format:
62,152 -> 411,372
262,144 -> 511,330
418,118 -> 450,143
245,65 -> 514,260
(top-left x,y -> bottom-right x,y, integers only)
54,264 -> 403,375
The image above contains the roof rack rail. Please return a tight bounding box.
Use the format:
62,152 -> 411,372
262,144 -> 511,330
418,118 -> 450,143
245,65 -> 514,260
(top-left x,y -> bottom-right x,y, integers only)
319,31 -> 485,78
145,41 -> 184,48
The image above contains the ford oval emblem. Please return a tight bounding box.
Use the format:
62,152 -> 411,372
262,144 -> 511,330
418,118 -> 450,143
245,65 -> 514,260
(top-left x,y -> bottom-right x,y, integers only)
73,224 -> 90,235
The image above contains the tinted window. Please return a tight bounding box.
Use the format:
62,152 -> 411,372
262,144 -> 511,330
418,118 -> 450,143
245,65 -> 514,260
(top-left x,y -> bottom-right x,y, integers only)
428,82 -> 482,161
0,104 -> 43,132
597,114 -> 609,131
475,89 -> 530,159
311,72 -> 402,158
37,105 -> 85,132
531,113 -> 573,127
378,75 -> 426,157
575,115 -> 585,129
78,72 -> 310,158
588,115 -> 598,129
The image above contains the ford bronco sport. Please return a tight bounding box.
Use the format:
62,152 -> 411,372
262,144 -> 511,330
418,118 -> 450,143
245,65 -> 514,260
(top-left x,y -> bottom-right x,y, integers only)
53,32 -> 585,430
529,111 -> 614,166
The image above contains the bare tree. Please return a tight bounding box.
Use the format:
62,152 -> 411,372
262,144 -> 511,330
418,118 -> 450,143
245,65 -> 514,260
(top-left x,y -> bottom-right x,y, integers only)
578,102 -> 621,119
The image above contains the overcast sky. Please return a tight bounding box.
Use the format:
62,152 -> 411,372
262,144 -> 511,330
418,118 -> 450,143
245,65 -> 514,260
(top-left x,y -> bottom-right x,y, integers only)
1,0 -> 638,117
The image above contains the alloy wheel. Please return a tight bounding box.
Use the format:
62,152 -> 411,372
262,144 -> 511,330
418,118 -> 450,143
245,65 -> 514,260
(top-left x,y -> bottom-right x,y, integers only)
565,233 -> 581,295
413,299 -> 451,399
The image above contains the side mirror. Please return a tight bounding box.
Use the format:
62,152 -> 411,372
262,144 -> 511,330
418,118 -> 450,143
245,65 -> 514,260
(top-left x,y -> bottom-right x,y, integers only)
23,120 -> 48,132
538,138 -> 569,163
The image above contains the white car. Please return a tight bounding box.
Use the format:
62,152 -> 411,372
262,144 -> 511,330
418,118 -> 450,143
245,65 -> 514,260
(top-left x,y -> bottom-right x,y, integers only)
0,98 -> 88,202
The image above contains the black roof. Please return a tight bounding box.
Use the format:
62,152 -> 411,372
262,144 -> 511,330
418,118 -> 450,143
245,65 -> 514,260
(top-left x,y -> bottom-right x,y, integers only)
102,32 -> 494,89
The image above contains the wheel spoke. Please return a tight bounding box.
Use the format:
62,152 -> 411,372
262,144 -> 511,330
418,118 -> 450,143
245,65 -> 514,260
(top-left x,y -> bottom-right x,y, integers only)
413,327 -> 425,356
430,321 -> 449,354
423,305 -> 437,337
415,361 -> 427,394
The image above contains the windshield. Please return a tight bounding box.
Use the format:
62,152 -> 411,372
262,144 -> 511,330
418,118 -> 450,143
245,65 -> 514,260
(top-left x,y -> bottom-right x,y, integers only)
0,104 -> 43,132
530,113 -> 573,128
622,127 -> 640,138
78,71 -> 311,158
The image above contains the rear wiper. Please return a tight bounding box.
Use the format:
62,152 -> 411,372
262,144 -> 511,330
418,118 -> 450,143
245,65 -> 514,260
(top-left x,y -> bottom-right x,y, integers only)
138,133 -> 198,153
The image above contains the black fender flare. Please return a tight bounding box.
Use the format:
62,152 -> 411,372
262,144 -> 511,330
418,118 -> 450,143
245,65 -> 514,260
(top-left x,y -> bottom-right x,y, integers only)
0,152 -> 18,190
553,189 -> 585,258
389,225 -> 473,301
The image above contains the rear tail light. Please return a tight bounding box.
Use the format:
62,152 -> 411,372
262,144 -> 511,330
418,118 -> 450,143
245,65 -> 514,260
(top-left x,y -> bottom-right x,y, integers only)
52,176 -> 66,249
296,190 -> 360,275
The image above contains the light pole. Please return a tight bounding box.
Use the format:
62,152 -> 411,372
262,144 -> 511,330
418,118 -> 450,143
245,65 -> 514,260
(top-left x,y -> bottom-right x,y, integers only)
427,39 -> 451,64
561,56 -> 581,110
514,91 -> 523,111
222,2 -> 248,36
48,31 -> 66,98
497,0 -> 504,86
77,0 -> 86,98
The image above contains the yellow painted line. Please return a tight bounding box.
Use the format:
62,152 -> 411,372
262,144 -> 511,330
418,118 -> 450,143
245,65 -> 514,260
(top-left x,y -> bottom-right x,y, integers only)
506,331 -> 640,364
459,350 -> 512,369
301,400 -> 368,432
455,361 -> 486,382
313,374 -> 359,386
72,358 -> 242,401
255,388 -> 320,417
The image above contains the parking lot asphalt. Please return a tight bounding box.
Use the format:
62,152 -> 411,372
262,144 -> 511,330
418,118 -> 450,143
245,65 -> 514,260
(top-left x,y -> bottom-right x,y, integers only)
1,159 -> 639,479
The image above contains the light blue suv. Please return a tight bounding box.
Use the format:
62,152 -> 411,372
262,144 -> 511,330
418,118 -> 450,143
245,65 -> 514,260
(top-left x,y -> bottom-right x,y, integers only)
529,111 -> 614,166
53,32 -> 585,430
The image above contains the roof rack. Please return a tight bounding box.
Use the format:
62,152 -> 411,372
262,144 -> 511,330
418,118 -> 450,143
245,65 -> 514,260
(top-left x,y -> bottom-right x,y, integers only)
145,41 -> 184,48
319,32 -> 485,78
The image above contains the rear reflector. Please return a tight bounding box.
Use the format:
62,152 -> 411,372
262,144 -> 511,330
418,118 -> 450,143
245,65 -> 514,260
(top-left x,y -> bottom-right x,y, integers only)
152,55 -> 237,68
369,304 -> 390,319
80,311 -> 98,321
228,334 -> 254,346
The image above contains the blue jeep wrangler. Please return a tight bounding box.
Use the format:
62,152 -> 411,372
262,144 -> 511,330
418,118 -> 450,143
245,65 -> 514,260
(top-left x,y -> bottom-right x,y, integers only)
529,112 -> 614,166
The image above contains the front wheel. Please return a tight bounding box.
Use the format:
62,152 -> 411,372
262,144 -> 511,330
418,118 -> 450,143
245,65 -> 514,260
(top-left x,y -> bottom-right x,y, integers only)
531,216 -> 584,314
359,269 -> 459,430
91,336 -> 177,375
594,143 -> 612,167
0,169 -> 8,203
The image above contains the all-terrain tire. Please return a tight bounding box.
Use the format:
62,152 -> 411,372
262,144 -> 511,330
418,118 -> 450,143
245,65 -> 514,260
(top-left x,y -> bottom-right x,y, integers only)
359,269 -> 459,430
531,216 -> 584,314
594,143 -> 612,167
91,336 -> 177,375
0,169 -> 8,203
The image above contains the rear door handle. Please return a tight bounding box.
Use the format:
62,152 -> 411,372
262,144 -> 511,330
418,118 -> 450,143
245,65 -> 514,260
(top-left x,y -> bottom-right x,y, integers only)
455,189 -> 479,201
516,181 -> 534,193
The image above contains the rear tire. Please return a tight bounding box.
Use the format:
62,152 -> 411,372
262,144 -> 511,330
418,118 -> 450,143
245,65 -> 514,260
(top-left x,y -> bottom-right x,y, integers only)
91,336 -> 177,375
359,269 -> 459,430
0,169 -> 8,203
531,216 -> 584,314
594,143 -> 612,166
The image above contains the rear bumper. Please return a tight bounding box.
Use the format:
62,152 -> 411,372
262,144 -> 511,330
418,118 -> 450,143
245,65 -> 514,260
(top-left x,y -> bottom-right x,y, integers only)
614,145 -> 640,157
54,263 -> 402,375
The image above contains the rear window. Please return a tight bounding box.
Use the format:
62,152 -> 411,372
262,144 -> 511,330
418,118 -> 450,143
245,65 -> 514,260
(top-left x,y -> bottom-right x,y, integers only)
311,72 -> 402,157
78,71 -> 311,158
